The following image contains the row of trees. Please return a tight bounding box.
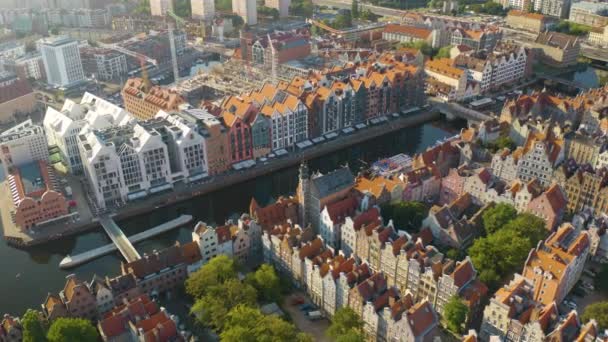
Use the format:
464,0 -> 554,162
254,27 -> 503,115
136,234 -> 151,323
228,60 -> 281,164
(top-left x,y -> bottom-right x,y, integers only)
185,255 -> 311,340
469,203 -> 548,289
21,310 -> 98,342
553,20 -> 592,36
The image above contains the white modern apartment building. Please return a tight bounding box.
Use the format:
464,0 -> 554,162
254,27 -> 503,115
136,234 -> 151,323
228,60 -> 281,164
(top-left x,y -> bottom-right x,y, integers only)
265,0 -> 291,18
40,36 -> 85,87
232,0 -> 257,25
150,0 -> 172,16
191,0 -> 215,20
77,108 -> 208,209
79,124 -> 171,209
0,119 -> 49,174
153,110 -> 208,183
44,92 -> 134,174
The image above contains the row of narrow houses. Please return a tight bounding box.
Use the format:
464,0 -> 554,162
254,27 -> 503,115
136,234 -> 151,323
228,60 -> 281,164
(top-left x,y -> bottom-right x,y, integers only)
120,51 -> 427,166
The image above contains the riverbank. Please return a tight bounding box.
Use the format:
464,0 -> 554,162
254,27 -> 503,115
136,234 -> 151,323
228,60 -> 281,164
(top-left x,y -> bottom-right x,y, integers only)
2,109 -> 441,248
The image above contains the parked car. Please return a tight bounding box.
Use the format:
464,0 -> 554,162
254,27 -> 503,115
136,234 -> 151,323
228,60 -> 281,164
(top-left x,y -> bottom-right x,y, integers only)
291,296 -> 305,305
307,310 -> 323,321
299,303 -> 313,311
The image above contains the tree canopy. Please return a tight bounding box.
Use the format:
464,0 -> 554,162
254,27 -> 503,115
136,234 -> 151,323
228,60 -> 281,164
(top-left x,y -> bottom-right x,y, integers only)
443,296 -> 468,334
469,227 -> 533,287
215,0 -> 232,12
482,203 -> 517,235
327,307 -> 364,341
470,1 -> 507,15
434,45 -> 452,59
595,265 -> 608,295
471,208 -> 548,289
220,305 -> 313,342
21,310 -> 47,342
174,0 -> 191,17
290,0 -> 313,17
502,213 -> 547,245
46,318 -> 98,342
399,41 -> 434,56
185,255 -> 238,299
582,301 -> 608,330
484,136 -> 516,153
380,201 -> 428,232
246,264 -> 282,303
258,6 -> 280,20
133,0 -> 150,15
352,0 -> 360,18
553,20 -> 592,36
191,278 -> 257,331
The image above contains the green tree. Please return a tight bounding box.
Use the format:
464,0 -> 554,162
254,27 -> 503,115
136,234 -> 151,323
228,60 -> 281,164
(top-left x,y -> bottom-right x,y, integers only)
336,329 -> 365,342
327,307 -> 364,340
443,296 -> 468,334
247,264 -> 282,303
595,265 -> 608,295
21,310 -> 47,342
46,318 -> 98,342
582,302 -> 608,330
216,0 -> 232,11
134,0 -> 150,15
191,278 -> 257,331
381,201 -> 428,232
185,255 -> 238,299
399,41 -> 434,56
503,213 -> 547,246
352,0 -> 359,18
434,45 -> 452,59
221,305 -> 312,341
482,203 -> 517,234
333,12 -> 352,29
290,0 -> 313,17
469,228 -> 532,288
174,0 -> 191,17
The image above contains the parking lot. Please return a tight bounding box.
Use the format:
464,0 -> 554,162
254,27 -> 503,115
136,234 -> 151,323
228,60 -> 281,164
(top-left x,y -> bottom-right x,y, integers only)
282,293 -> 330,342
564,263 -> 608,316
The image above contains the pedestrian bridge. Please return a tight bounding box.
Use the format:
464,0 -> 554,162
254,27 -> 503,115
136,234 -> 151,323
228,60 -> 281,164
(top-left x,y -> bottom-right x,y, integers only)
99,215 -> 141,262
430,99 -> 494,123
59,214 -> 193,268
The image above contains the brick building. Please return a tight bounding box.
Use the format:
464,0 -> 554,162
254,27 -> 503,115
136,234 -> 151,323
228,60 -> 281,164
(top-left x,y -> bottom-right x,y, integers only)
121,78 -> 185,120
8,161 -> 69,231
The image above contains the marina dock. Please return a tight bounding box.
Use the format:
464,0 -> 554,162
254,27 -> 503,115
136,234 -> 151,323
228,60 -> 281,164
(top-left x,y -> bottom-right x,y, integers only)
59,214 -> 193,269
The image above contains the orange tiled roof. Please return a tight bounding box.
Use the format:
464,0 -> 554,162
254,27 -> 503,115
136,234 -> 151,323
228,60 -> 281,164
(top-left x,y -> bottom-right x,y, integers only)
508,10 -> 545,20
425,58 -> 464,79
384,24 -> 432,40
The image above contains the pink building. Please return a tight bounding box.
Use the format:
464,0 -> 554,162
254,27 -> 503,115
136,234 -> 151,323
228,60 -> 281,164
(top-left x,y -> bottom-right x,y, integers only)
440,166 -> 470,205
401,165 -> 442,202
526,184 -> 567,230
8,160 -> 69,231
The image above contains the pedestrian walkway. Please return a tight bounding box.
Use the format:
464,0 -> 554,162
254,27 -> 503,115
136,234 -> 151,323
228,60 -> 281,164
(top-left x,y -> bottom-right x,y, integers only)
99,215 -> 141,262
60,214 -> 193,268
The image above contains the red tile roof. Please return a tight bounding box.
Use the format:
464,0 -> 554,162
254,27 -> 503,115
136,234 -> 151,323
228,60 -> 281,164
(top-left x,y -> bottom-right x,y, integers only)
384,24 -> 432,40
325,196 -> 358,224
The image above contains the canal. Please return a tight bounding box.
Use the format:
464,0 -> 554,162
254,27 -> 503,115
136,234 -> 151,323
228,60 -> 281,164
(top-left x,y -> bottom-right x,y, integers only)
0,120 -> 464,316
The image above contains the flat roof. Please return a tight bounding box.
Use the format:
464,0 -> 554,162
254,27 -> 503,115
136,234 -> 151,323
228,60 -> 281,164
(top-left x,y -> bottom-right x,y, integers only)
20,162 -> 45,196
41,35 -> 75,47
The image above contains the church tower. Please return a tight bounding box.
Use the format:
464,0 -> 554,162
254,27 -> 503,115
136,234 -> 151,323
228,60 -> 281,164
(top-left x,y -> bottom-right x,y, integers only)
297,161 -> 310,228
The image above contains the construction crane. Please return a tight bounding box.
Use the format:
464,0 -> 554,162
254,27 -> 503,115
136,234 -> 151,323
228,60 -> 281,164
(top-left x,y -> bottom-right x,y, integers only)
98,42 -> 158,66
166,10 -> 185,84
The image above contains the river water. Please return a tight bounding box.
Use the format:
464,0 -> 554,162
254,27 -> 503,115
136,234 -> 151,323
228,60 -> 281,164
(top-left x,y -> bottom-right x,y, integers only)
0,120 -> 463,316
